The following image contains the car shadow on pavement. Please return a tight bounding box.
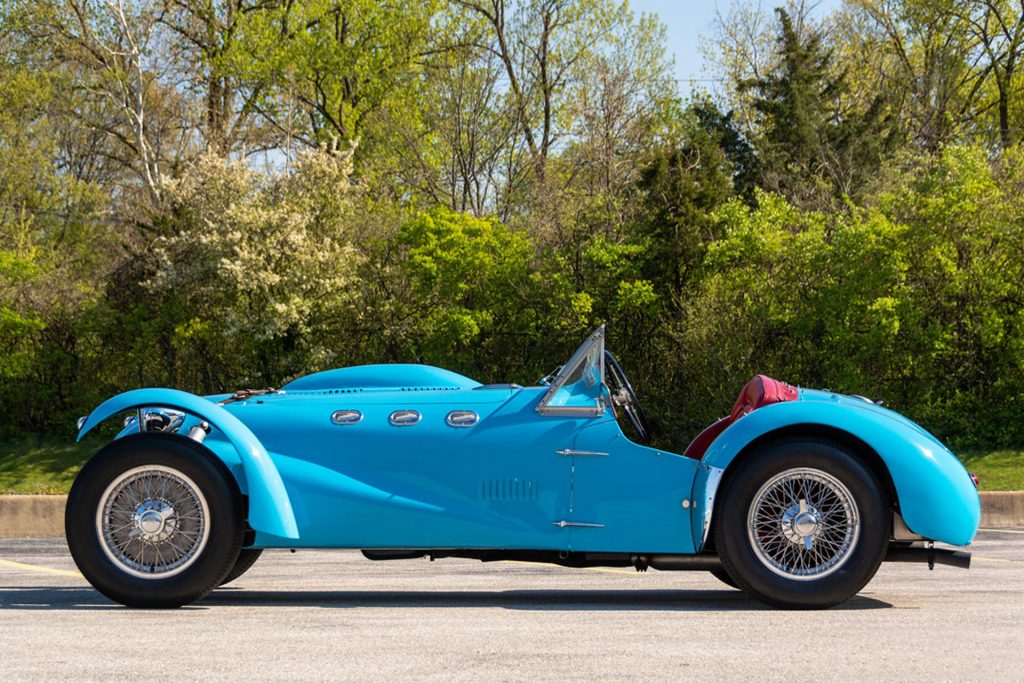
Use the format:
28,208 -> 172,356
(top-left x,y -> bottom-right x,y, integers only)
0,586 -> 892,611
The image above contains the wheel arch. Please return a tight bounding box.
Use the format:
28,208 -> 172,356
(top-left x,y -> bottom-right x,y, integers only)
76,388 -> 298,540
698,423 -> 897,554
721,423 -> 898,508
691,398 -> 980,550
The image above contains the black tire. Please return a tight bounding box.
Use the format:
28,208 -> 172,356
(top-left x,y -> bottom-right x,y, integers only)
219,548 -> 263,586
713,438 -> 890,609
709,567 -> 740,589
65,433 -> 245,608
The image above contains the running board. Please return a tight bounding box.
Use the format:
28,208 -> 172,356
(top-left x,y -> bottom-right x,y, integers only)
885,545 -> 971,569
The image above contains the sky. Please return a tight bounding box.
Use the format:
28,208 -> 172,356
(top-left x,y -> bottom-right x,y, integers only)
630,0 -> 844,96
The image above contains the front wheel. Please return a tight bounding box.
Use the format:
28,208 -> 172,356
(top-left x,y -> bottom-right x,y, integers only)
713,439 -> 890,609
66,433 -> 245,608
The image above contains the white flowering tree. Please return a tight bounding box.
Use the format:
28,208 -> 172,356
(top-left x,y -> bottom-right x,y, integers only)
149,144 -> 363,388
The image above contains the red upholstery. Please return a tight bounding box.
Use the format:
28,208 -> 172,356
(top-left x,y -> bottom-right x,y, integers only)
683,375 -> 799,460
729,374 -> 799,422
682,417 -> 730,459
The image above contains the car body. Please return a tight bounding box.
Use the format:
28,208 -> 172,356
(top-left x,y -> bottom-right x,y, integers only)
68,326 -> 980,608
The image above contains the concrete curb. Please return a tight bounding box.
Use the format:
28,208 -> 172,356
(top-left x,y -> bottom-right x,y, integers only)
0,495 -> 66,539
977,491 -> 1024,528
1,492 -> 1022,539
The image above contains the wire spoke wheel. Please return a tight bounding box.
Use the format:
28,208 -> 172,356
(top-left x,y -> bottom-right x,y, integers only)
746,467 -> 860,580
95,464 -> 211,579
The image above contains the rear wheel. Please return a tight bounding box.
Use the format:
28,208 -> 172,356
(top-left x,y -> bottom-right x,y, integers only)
66,433 -> 245,608
220,548 -> 263,586
713,439 -> 889,609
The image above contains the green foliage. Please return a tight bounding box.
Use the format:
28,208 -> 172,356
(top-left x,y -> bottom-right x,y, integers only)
739,8 -> 896,207
230,0 -> 439,159
678,146 -> 1024,448
390,207 -> 591,380
0,0 -> 1022,465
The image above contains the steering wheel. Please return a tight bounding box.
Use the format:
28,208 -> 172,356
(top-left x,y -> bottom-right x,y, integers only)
603,351 -> 653,444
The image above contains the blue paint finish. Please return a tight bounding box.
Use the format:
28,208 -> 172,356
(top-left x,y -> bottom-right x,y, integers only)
693,389 -> 981,547
73,341 -> 978,557
569,418 -> 699,553
248,386 -> 578,548
76,388 -> 299,539
281,364 -> 480,391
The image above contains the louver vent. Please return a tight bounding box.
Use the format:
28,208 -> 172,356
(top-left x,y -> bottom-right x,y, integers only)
481,479 -> 537,501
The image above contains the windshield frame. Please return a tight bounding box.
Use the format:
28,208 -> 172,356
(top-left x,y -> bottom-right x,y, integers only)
535,325 -> 606,417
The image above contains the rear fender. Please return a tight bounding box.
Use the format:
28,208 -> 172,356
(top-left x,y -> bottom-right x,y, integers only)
691,397 -> 980,550
77,388 -> 298,539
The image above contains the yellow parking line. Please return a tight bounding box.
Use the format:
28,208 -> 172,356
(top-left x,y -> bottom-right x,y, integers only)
978,528 -> 1024,535
0,558 -> 84,579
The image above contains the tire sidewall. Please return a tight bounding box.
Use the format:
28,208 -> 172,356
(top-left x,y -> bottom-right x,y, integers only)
66,433 -> 244,608
714,439 -> 890,609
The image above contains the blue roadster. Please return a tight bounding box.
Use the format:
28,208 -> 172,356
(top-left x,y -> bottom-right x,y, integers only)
67,326 -> 980,609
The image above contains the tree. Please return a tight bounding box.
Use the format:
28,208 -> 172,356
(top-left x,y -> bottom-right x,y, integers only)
849,0 -> 989,151
139,144 -> 363,390
949,1 -> 1024,148
230,0 -> 439,163
739,8 -> 896,206
35,0 -> 175,205
634,101 -> 738,293
157,0 -> 279,157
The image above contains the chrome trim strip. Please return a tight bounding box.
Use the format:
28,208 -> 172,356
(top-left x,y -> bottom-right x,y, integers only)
330,409 -> 363,425
389,409 -> 421,427
536,404 -> 605,417
554,449 -> 608,457
446,410 -> 479,427
702,464 -> 725,549
552,520 -> 605,528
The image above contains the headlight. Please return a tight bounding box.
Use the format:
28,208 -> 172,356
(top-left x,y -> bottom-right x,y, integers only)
126,408 -> 185,433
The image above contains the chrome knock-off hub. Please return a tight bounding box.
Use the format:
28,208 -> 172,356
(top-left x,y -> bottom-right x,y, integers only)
133,501 -> 177,542
781,500 -> 821,547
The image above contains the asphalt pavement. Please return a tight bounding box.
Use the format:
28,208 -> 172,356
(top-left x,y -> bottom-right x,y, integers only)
1,531 -> 1022,681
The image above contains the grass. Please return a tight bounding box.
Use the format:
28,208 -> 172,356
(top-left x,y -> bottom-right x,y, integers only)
958,449 -> 1024,491
0,437 -> 101,494
0,437 -> 1022,494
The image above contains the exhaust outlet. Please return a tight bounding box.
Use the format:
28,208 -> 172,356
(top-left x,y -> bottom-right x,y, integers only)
636,555 -> 723,571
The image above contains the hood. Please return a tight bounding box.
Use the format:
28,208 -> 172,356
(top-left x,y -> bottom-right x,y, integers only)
280,364 -> 482,393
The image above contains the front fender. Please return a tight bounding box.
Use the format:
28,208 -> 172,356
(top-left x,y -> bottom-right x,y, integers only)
77,388 -> 299,540
692,394 -> 980,549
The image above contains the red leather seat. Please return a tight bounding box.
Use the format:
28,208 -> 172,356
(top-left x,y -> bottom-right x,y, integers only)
683,375 -> 798,460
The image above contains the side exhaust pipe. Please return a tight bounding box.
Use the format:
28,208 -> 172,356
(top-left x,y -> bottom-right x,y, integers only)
636,555 -> 723,571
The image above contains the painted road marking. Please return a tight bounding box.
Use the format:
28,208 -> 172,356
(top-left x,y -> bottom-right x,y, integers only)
0,558 -> 84,579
